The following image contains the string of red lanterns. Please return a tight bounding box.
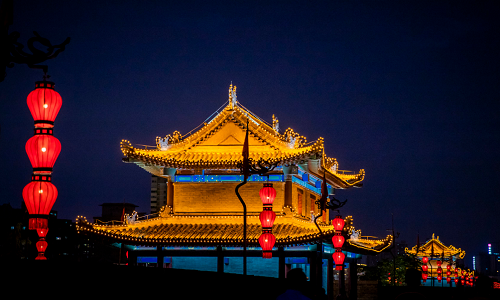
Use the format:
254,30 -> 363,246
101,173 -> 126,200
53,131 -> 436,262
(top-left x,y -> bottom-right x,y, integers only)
258,183 -> 276,258
332,215 -> 345,270
23,80 -> 62,260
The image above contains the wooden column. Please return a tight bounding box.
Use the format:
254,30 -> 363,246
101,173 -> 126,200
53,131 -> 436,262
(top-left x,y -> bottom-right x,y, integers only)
156,246 -> 164,268
167,180 -> 174,209
316,243 -> 323,289
278,246 -> 286,279
350,257 -> 358,300
309,249 -> 317,284
327,255 -> 334,300
284,177 -> 292,207
217,246 -> 224,273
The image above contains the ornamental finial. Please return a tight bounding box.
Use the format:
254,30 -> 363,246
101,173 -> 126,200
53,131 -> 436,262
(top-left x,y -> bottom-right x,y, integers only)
229,83 -> 237,109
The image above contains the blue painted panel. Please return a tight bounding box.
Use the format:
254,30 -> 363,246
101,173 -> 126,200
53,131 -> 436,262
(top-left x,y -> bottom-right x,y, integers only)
302,173 -> 309,182
137,256 -> 157,263
315,180 -> 322,188
285,257 -> 308,264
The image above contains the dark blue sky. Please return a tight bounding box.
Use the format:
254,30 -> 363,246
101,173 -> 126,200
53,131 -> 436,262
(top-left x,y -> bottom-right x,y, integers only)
1,1 -> 499,266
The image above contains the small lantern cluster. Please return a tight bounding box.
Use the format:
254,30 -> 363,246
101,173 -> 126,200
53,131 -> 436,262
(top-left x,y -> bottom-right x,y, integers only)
436,260 -> 442,282
421,256 -> 429,282
332,215 -> 345,270
446,264 -> 451,284
258,183 -> 276,258
23,80 -> 62,260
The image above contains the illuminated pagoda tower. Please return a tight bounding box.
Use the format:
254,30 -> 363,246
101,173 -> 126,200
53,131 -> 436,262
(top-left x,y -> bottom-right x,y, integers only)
406,233 -> 467,287
76,85 -> 392,296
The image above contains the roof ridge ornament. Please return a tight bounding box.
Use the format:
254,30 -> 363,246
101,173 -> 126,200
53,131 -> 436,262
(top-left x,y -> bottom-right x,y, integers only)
272,114 -> 279,134
229,83 -> 237,109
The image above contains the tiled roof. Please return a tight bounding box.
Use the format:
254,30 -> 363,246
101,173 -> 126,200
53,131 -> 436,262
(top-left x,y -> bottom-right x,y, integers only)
76,215 -> 391,254
120,102 -> 365,188
405,233 -> 466,259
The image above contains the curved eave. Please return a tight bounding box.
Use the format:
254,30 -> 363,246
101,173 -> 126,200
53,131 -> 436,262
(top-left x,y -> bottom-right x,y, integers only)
345,236 -> 393,255
120,139 -> 325,170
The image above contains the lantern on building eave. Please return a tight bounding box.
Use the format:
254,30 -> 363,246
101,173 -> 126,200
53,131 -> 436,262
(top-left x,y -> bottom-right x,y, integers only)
422,256 -> 429,264
27,81 -> 62,128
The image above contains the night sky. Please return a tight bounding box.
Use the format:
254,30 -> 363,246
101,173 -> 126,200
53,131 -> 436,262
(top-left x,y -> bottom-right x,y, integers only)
1,1 -> 499,267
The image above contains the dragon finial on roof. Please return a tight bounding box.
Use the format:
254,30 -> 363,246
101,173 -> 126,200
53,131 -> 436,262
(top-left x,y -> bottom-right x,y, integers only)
229,83 -> 237,109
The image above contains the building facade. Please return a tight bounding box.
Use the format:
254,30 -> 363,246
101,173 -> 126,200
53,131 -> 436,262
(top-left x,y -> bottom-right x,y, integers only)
76,85 -> 392,297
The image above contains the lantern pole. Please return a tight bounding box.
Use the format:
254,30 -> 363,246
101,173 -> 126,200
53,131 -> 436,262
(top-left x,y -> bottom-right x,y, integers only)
235,179 -> 248,275
236,118 -> 276,276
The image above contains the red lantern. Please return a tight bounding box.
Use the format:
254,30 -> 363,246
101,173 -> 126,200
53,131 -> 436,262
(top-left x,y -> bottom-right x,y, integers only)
36,239 -> 48,253
259,209 -> 276,228
437,275 -> 442,282
446,271 -> 451,276
437,267 -> 442,274
25,134 -> 61,172
461,280 -> 465,285
333,215 -> 344,232
259,232 -> 275,259
422,256 -> 429,264
333,250 -> 345,270
454,278 -> 458,284
447,264 -> 451,270
447,277 -> 451,284
259,183 -> 276,205
422,265 -> 428,272
27,81 -> 62,128
22,181 -> 58,215
332,234 -> 345,248
437,260 -> 442,267
422,273 -> 428,281
36,228 -> 49,238
454,272 -> 458,277
29,217 -> 48,230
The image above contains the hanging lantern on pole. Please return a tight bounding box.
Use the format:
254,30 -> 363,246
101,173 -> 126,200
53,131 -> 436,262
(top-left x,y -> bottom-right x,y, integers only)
258,183 -> 276,258
258,231 -> 275,259
24,79 -> 63,260
422,256 -> 429,264
259,208 -> 276,229
422,265 -> 428,272
35,239 -> 48,260
332,234 -> 345,248
27,81 -> 62,128
333,249 -> 345,270
259,183 -> 276,205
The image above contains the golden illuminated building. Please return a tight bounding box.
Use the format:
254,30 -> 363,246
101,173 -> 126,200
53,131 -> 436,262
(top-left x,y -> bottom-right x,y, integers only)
76,85 -> 391,273
406,233 -> 466,278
